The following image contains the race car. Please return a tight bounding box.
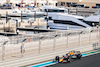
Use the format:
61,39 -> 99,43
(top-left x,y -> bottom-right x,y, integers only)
53,51 -> 82,63
53,55 -> 72,63
68,51 -> 82,59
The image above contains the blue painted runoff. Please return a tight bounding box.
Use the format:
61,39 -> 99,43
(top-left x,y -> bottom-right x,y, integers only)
82,54 -> 87,56
28,61 -> 54,67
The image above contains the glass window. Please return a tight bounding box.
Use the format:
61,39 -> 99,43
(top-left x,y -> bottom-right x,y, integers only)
59,10 -> 64,12
44,9 -> 47,12
13,11 -> 17,13
53,10 -> 58,12
48,9 -> 53,12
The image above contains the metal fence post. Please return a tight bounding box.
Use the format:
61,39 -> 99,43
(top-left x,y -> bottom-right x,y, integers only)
21,42 -> 24,57
17,36 -> 18,44
97,26 -> 99,37
21,39 -> 27,57
78,33 -> 81,46
67,35 -> 69,48
53,37 -> 56,51
39,38 -> 41,54
2,44 -> 5,61
2,41 -> 8,61
99,26 -> 100,47
99,18 -> 100,47
89,32 -> 91,44
79,31 -> 83,46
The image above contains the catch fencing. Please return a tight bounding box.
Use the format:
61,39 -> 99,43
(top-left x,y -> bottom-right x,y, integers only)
0,27 -> 100,62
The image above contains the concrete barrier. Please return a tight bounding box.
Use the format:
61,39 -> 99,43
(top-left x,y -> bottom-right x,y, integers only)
0,43 -> 99,67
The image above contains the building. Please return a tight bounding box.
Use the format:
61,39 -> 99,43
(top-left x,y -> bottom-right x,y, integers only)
57,0 -> 100,8
0,0 -> 57,7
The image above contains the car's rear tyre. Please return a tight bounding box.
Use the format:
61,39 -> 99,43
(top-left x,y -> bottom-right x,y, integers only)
67,57 -> 72,63
55,56 -> 59,62
77,55 -> 82,59
69,58 -> 72,63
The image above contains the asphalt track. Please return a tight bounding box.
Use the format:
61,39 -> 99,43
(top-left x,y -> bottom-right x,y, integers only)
48,53 -> 100,67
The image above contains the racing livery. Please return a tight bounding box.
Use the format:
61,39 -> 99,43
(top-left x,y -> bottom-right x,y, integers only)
53,51 -> 82,63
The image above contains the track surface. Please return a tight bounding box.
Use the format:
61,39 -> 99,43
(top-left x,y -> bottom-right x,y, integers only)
48,53 -> 100,67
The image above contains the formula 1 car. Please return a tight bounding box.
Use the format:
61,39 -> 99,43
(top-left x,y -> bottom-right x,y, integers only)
68,51 -> 82,59
53,55 -> 72,63
53,51 -> 82,63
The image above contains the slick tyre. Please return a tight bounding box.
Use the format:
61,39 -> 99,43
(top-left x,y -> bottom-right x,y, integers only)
68,57 -> 72,63
55,56 -> 59,62
77,55 -> 82,59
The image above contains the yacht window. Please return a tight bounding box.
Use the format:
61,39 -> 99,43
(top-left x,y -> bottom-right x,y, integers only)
44,9 -> 47,12
48,9 -> 53,12
40,9 -> 42,11
53,10 -> 59,12
44,9 -> 65,13
59,10 -> 64,12
13,11 -> 17,13
26,11 -> 29,13
31,11 -> 35,12
54,20 -> 86,27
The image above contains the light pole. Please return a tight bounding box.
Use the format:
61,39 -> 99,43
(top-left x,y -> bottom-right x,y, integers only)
2,41 -> 8,61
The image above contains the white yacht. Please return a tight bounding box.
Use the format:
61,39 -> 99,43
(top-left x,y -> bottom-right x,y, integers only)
40,5 -> 85,21
23,8 -> 45,17
8,8 -> 44,17
47,14 -> 91,30
52,14 -> 90,27
8,9 -> 27,17
47,21 -> 84,30
83,9 -> 100,27
95,9 -> 100,15
83,15 -> 100,26
40,5 -> 68,19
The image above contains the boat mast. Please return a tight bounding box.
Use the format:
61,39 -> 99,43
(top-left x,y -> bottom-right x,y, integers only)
34,0 -> 36,7
46,0 -> 49,5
